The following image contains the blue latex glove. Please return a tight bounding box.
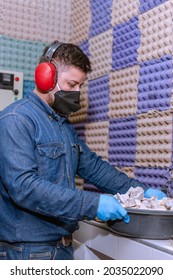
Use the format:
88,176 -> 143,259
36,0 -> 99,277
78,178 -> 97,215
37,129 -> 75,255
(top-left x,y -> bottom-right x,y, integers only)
96,194 -> 130,223
144,187 -> 167,200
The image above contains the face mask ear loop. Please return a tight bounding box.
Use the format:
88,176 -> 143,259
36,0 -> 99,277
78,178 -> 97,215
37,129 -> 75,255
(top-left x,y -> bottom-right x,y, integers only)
56,81 -> 61,91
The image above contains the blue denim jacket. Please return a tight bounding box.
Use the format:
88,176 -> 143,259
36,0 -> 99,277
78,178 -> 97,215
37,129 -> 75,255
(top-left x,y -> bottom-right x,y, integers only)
0,92 -> 147,242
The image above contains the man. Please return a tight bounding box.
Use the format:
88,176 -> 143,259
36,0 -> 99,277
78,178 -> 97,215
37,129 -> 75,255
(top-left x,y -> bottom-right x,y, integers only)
0,41 -> 166,260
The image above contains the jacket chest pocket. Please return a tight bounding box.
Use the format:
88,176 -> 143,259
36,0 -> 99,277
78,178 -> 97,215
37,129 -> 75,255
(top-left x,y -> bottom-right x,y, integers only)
36,143 -> 66,183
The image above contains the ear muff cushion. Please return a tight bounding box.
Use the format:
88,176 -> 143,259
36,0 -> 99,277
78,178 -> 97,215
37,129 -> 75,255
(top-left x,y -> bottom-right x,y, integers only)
35,62 -> 57,92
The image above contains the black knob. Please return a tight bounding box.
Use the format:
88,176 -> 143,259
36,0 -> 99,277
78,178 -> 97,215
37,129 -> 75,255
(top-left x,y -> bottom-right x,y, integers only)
14,89 -> 19,95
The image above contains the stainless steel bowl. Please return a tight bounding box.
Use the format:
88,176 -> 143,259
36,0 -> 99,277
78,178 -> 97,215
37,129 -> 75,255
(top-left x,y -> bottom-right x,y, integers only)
107,208 -> 173,239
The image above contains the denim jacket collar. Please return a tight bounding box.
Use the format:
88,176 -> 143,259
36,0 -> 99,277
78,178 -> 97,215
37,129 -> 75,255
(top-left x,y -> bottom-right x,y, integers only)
26,91 -> 67,123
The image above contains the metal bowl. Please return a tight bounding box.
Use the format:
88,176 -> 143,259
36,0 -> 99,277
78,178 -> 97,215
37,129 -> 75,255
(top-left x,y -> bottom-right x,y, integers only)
107,208 -> 173,239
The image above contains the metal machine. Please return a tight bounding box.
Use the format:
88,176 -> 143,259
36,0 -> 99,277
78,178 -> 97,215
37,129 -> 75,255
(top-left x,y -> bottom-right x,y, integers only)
0,70 -> 23,111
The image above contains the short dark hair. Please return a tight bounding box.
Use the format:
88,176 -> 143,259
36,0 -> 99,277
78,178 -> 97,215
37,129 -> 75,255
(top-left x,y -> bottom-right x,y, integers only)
40,40 -> 92,74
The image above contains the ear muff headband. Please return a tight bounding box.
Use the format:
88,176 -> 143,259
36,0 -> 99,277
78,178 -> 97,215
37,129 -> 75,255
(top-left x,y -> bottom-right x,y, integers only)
35,41 -> 63,92
43,41 -> 63,62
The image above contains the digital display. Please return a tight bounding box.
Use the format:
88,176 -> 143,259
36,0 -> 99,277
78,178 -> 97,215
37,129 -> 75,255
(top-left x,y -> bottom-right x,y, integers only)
0,72 -> 14,90
3,73 -> 11,82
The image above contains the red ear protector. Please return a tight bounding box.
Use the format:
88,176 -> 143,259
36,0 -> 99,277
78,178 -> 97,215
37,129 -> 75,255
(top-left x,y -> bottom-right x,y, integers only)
35,41 -> 63,92
35,62 -> 57,92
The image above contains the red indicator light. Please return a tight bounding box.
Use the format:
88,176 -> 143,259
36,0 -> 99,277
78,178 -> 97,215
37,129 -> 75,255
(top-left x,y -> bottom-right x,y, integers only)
15,76 -> 19,81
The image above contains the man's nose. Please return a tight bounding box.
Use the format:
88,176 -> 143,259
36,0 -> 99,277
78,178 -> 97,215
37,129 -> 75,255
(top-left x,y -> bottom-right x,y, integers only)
74,85 -> 80,91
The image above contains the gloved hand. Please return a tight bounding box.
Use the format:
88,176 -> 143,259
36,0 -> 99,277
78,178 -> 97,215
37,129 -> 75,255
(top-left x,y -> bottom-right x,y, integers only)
144,187 -> 167,200
96,194 -> 130,223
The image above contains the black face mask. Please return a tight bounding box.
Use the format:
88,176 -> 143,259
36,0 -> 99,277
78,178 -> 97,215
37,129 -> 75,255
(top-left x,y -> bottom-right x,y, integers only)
52,90 -> 81,117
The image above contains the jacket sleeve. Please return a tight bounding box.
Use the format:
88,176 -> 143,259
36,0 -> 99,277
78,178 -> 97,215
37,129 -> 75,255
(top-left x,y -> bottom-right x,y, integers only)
0,114 -> 100,223
77,137 -> 149,195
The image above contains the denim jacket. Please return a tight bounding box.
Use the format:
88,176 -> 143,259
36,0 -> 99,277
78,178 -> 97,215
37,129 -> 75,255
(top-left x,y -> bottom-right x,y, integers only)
0,91 -> 147,242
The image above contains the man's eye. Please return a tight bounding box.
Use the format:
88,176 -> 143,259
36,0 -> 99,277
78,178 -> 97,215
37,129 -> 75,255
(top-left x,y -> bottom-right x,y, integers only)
68,83 -> 75,87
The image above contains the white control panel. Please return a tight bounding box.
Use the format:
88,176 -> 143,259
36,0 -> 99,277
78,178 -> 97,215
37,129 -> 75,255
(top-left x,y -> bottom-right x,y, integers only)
0,69 -> 23,111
